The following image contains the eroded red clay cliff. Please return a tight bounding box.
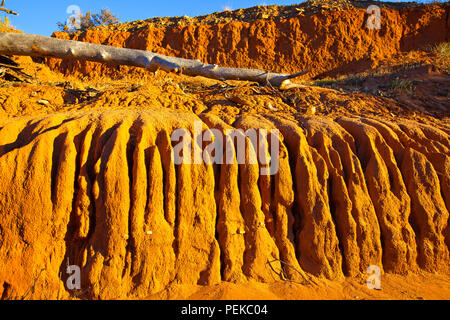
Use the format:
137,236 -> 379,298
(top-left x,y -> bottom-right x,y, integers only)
47,4 -> 449,79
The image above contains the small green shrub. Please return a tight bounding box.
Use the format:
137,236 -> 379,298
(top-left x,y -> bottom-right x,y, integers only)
391,77 -> 414,94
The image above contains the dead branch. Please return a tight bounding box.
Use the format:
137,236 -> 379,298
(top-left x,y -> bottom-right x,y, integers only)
20,268 -> 45,300
267,259 -> 317,286
0,32 -> 307,87
0,7 -> 18,15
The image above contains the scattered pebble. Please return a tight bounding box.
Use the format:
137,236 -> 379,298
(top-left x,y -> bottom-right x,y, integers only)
268,102 -> 277,111
37,99 -> 49,106
306,106 -> 317,115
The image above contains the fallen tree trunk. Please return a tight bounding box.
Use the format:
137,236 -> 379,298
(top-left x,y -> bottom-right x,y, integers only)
0,32 -> 307,87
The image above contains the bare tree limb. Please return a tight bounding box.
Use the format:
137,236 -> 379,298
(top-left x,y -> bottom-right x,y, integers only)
0,32 -> 307,87
0,7 -> 18,15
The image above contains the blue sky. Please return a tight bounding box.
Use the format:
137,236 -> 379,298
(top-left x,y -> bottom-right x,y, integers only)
3,0 -> 298,36
2,0 -> 434,36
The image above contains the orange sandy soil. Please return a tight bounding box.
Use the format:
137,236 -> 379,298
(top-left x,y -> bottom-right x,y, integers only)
148,272 -> 450,300
0,1 -> 449,300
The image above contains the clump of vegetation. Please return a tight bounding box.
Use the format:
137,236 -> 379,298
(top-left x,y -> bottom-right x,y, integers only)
58,9 -> 119,32
312,74 -> 364,90
432,42 -> 450,59
432,42 -> 450,71
391,77 -> 415,94
343,75 -> 364,87
0,16 -> 13,29
313,78 -> 338,87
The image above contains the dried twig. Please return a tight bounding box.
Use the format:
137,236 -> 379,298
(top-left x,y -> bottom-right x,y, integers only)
267,259 -> 317,286
0,7 -> 18,15
0,0 -> 18,16
20,268 -> 45,300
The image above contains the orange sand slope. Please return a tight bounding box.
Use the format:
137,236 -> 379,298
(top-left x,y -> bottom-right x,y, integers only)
0,1 -> 449,300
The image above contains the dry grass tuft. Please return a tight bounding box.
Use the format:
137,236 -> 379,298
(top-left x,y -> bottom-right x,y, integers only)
432,42 -> 450,71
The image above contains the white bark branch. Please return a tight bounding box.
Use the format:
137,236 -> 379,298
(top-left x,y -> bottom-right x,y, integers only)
0,32 -> 307,87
